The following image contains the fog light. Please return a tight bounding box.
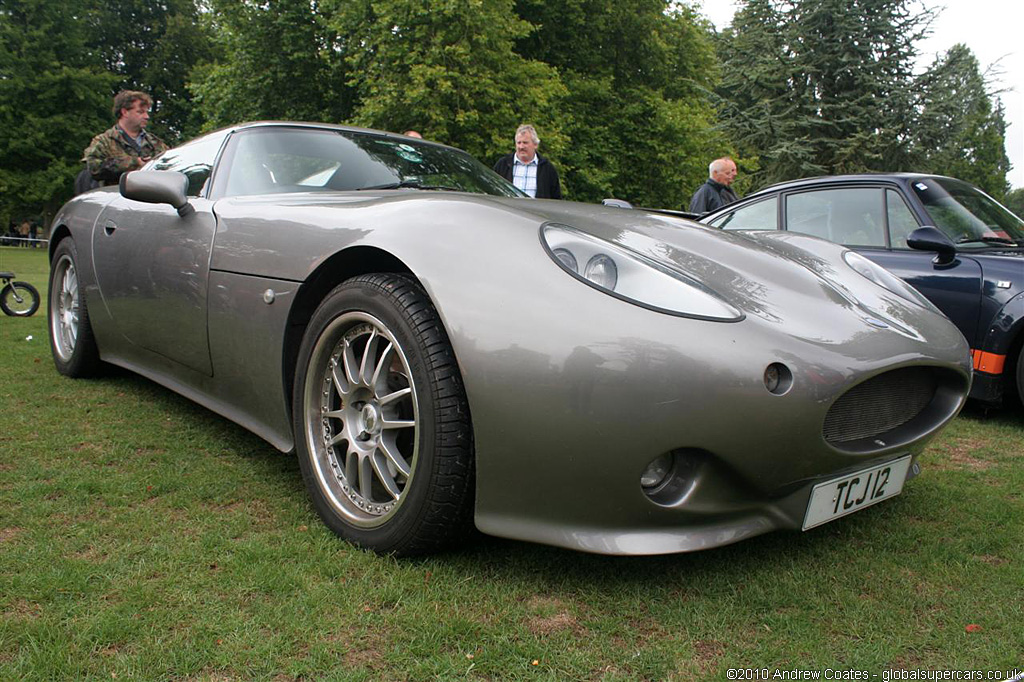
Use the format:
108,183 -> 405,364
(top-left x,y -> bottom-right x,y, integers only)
764,362 -> 793,395
640,453 -> 673,489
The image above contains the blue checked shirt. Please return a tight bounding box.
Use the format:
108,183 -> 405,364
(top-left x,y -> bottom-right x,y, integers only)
512,156 -> 539,197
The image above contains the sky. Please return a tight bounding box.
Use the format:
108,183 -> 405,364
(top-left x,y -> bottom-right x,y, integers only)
699,0 -> 1023,190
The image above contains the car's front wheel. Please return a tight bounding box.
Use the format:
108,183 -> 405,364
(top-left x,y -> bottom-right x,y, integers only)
1015,343 -> 1024,409
292,274 -> 474,555
48,239 -> 102,377
0,281 -> 40,317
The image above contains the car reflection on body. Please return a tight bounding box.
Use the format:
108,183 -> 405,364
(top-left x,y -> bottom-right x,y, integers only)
48,123 -> 971,556
702,174 -> 1024,410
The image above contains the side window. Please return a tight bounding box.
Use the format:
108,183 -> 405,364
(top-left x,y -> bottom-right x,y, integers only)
151,130 -> 227,197
709,197 -> 777,230
785,188 -> 885,246
886,189 -> 920,248
219,128 -> 393,198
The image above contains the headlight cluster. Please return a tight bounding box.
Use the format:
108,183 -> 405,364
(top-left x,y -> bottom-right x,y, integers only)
541,223 -> 742,321
843,251 -> 940,313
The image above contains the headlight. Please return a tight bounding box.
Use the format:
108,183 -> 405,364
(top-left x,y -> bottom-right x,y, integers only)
541,223 -> 743,321
843,251 -> 940,313
584,254 -> 617,290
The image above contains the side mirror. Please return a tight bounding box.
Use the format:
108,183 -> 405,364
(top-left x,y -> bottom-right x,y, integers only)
120,170 -> 194,217
906,226 -> 956,265
602,198 -> 634,209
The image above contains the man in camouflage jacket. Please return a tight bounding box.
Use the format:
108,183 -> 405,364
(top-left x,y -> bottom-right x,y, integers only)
82,90 -> 167,186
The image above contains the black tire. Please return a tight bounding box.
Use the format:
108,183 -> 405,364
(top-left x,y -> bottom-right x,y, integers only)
292,274 -> 474,556
1016,343 -> 1024,410
48,238 -> 103,377
0,281 -> 40,317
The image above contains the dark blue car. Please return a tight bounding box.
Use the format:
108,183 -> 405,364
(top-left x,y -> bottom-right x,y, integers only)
701,174 -> 1024,408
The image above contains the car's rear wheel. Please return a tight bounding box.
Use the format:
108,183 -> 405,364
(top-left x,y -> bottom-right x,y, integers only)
48,239 -> 102,377
293,274 -> 474,555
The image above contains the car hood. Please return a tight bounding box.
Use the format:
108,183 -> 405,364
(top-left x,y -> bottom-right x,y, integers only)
487,198 -> 943,340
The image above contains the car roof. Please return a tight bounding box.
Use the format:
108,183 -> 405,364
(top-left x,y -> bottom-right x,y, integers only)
743,173 -> 957,201
222,120 -> 457,150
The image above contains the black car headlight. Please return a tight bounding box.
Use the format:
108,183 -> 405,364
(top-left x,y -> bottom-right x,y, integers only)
541,224 -> 743,321
843,251 -> 940,314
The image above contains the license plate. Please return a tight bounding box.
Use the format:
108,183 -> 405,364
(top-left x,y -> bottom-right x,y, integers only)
802,455 -> 913,530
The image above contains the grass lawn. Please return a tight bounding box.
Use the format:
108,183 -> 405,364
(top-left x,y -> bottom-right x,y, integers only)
1,245 -> 1022,680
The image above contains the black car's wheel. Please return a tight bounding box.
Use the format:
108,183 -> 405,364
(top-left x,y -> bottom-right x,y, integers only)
293,274 -> 474,556
48,239 -> 102,377
0,281 -> 40,317
1016,344 -> 1024,409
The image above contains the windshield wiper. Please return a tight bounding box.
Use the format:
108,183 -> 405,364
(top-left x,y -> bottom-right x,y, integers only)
955,235 -> 1019,246
357,180 -> 460,192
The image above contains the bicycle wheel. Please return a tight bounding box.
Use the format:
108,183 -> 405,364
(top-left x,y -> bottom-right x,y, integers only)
0,281 -> 41,316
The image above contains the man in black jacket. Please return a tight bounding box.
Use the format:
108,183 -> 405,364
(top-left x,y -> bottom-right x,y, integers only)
688,157 -> 739,214
493,124 -> 562,199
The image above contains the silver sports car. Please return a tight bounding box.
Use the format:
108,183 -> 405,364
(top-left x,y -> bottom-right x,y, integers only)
49,122 -> 971,556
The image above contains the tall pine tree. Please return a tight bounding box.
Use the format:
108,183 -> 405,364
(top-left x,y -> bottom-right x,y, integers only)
717,0 -> 927,188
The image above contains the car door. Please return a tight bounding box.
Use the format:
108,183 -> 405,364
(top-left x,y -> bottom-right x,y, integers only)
854,188 -> 982,348
90,131 -> 228,376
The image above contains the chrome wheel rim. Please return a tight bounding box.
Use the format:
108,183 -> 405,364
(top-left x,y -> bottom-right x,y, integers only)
303,312 -> 419,528
51,255 -> 80,361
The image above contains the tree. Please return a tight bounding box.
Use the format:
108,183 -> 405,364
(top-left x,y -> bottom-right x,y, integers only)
191,0 -> 355,130
717,0 -> 928,189
1002,187 -> 1024,218
510,0 -> 726,206
335,0 -> 564,166
714,0 -> 810,187
82,0 -> 215,142
914,44 -> 1011,199
0,0 -> 115,227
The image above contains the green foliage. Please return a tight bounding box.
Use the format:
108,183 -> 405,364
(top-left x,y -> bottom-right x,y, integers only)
0,0 -> 115,225
1003,187 -> 1024,218
513,0 -> 726,206
4,0 -> 1014,218
190,0 -> 355,131
81,0 -> 215,142
914,44 -> 1011,199
336,0 -> 565,166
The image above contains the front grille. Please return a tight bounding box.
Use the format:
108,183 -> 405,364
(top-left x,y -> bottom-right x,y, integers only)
823,367 -> 938,446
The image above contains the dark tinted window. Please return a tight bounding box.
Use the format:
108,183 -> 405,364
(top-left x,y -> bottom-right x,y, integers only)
709,197 -> 777,230
785,188 -> 885,246
150,130 -> 228,197
220,127 -> 524,199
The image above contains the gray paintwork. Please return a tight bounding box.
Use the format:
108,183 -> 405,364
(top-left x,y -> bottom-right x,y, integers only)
49,123 -> 972,555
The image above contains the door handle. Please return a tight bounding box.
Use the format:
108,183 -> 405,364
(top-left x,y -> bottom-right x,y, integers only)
103,221 -> 116,236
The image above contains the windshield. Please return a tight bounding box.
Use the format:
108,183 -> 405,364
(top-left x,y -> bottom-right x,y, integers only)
220,127 -> 525,199
912,177 -> 1024,248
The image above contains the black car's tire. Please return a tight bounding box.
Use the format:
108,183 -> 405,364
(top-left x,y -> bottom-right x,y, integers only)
292,274 -> 474,556
48,239 -> 102,377
1016,343 -> 1024,409
0,281 -> 40,317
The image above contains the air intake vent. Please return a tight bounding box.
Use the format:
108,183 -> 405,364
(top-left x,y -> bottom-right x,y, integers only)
823,367 -> 938,446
